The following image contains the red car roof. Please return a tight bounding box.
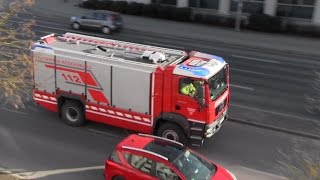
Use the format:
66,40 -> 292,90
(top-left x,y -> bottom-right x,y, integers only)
117,134 -> 154,150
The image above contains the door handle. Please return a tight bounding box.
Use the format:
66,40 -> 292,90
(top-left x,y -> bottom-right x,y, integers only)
175,105 -> 181,110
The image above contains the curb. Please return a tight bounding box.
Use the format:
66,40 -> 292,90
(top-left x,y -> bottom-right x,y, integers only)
228,118 -> 320,140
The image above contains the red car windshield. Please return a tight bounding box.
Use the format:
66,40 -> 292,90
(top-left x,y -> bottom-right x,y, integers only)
172,150 -> 216,180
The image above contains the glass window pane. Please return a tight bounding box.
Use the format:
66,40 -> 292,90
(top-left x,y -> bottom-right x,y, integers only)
109,151 -> 121,164
155,162 -> 180,180
130,154 -> 153,174
276,5 -> 314,18
152,0 -> 177,5
230,1 -> 264,14
189,0 -> 219,9
278,0 -> 315,5
200,0 -> 219,9
189,0 -> 198,7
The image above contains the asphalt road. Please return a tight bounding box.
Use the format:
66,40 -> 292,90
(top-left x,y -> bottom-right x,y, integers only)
1,107 -> 319,180
1,7 -> 320,180
8,10 -> 320,126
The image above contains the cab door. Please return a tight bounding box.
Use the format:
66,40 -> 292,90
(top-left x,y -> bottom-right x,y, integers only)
173,76 -> 207,122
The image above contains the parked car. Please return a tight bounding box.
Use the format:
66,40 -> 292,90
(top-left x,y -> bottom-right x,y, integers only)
104,134 -> 237,180
70,10 -> 123,34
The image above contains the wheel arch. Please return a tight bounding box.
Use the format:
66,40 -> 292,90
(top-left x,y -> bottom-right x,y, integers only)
57,94 -> 85,116
153,112 -> 190,137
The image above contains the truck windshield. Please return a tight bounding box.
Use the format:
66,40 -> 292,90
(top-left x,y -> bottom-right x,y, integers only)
208,66 -> 227,101
172,150 -> 216,180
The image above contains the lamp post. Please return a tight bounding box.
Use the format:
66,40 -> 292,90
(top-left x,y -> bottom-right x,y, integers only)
235,0 -> 243,31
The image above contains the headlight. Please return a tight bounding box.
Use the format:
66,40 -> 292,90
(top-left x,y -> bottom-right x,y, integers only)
226,169 -> 237,180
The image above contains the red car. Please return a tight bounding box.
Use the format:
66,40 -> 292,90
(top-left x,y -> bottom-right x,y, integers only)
104,134 -> 237,180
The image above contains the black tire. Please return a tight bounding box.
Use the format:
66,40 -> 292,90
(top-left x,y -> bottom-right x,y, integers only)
72,22 -> 81,30
61,101 -> 85,126
157,123 -> 186,144
112,176 -> 125,180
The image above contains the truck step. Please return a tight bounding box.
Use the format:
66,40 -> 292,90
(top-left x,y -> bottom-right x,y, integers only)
190,127 -> 202,131
190,135 -> 202,140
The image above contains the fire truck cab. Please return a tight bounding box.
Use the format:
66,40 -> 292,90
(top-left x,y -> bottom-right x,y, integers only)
31,33 -> 230,146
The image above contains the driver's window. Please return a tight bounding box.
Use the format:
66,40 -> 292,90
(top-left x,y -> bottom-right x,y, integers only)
155,162 -> 180,180
179,78 -> 204,98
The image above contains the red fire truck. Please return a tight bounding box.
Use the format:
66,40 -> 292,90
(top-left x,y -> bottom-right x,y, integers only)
31,33 -> 230,146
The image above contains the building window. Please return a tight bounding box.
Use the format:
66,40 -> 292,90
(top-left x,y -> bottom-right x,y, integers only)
230,0 -> 265,14
152,0 -> 177,5
189,0 -> 219,9
277,0 -> 315,19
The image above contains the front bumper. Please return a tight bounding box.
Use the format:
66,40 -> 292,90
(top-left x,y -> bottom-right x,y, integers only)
204,109 -> 228,138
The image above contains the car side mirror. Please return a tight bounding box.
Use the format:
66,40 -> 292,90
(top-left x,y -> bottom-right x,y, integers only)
196,86 -> 205,106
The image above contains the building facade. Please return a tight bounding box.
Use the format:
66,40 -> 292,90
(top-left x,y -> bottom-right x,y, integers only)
135,0 -> 320,25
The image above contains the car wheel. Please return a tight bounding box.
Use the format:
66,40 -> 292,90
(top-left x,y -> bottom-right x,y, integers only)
157,123 -> 186,144
72,22 -> 80,30
102,27 -> 111,34
61,101 -> 85,126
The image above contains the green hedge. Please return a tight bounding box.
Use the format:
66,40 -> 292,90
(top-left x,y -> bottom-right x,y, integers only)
286,24 -> 320,37
192,13 -> 237,28
248,14 -> 282,33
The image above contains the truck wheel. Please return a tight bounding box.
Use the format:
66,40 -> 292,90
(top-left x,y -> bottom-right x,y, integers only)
157,123 -> 186,144
61,101 -> 85,126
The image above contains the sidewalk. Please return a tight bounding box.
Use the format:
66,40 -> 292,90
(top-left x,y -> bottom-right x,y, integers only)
31,0 -> 320,57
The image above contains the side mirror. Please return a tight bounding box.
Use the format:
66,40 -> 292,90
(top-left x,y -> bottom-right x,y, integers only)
196,86 -> 205,106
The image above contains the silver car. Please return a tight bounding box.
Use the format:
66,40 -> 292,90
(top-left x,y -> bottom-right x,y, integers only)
70,10 -> 123,34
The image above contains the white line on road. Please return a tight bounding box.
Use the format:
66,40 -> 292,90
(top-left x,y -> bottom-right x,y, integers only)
231,68 -> 266,75
232,55 -> 281,64
17,165 -> 104,179
230,84 -> 255,91
0,107 -> 29,115
0,168 -> 26,179
231,103 -> 320,122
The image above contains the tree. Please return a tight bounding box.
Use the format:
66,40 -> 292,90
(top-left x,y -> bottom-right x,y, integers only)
0,0 -> 35,109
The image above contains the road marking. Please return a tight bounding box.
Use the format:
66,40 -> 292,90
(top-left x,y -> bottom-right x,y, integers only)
17,165 -> 104,179
0,107 -> 29,115
231,55 -> 281,64
232,55 -> 280,64
230,84 -> 254,91
231,103 -> 320,123
231,68 -> 265,75
87,128 -> 123,139
0,168 -> 26,179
